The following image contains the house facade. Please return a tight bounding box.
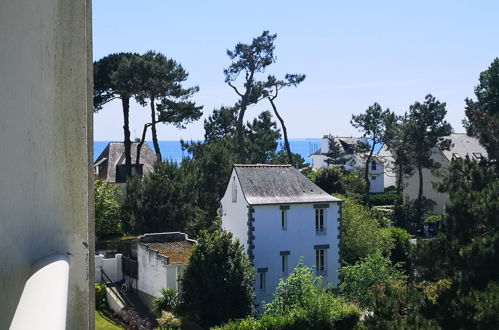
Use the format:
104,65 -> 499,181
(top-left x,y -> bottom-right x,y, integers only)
136,232 -> 196,308
309,137 -> 386,193
221,165 -> 342,306
94,141 -> 157,185
404,133 -> 487,215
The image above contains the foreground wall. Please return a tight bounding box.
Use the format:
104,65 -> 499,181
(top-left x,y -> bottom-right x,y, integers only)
0,0 -> 93,328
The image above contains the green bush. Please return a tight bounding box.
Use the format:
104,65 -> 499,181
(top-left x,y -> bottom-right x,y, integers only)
368,191 -> 398,206
95,180 -> 122,238
339,197 -> 394,265
157,311 -> 182,330
95,283 -> 108,310
385,226 -> 412,273
154,288 -> 179,314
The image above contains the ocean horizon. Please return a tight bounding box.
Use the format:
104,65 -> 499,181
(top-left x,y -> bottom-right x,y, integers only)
94,139 -> 323,164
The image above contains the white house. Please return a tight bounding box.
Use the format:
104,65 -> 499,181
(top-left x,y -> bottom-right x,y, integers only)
136,232 -> 196,308
309,137 -> 386,193
220,164 -> 342,307
404,133 -> 487,215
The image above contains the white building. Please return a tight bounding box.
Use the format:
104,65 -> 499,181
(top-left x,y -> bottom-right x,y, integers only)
136,232 -> 196,308
309,137 -> 386,193
220,164 -> 342,307
404,133 -> 487,215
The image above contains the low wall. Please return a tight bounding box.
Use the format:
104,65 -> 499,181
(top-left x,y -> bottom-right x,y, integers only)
106,287 -> 125,314
95,254 -> 123,283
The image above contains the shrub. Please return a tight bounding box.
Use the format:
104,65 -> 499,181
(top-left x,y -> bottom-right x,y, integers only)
157,311 -> 182,330
154,288 -> 179,314
368,191 -> 398,206
95,180 -> 122,238
312,167 -> 346,194
340,197 -> 394,265
95,283 -> 108,310
385,226 -> 412,273
340,251 -> 406,308
180,230 -> 255,328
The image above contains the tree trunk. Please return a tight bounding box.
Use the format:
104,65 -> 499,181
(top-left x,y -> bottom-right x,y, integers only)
237,101 -> 247,163
364,141 -> 375,205
136,123 -> 151,166
149,97 -> 162,162
122,97 -> 132,178
396,160 -> 404,197
268,97 -> 293,165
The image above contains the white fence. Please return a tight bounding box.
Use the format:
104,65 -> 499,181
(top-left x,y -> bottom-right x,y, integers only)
95,254 -> 123,283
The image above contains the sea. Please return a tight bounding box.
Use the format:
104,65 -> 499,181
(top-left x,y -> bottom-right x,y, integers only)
94,139 -> 323,163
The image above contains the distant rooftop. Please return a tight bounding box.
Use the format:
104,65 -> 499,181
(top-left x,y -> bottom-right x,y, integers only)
138,232 -> 196,265
440,133 -> 488,161
234,164 -> 341,205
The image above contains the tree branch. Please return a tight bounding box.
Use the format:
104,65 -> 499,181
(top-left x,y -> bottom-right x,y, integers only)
228,82 -> 243,97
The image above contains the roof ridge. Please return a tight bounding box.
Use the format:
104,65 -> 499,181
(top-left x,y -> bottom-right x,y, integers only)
234,164 -> 292,167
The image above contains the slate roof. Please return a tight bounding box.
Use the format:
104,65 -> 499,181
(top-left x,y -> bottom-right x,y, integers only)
94,141 -> 157,182
234,164 -> 341,205
440,133 -> 487,161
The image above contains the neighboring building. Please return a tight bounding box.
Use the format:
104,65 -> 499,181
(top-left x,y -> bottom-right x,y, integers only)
94,141 -> 157,184
309,137 -> 386,193
403,133 -> 487,215
136,232 -> 196,308
220,164 -> 342,307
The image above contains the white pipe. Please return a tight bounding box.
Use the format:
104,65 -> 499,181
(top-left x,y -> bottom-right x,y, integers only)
10,254 -> 69,330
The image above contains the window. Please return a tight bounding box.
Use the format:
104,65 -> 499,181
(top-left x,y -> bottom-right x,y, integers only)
371,176 -> 376,180
258,268 -> 267,291
281,210 -> 287,229
315,249 -> 326,275
371,160 -> 377,171
231,177 -> 237,203
280,252 -> 289,274
115,164 -> 143,183
315,208 -> 325,233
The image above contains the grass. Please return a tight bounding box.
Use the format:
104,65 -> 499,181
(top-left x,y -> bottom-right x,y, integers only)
95,310 -> 125,330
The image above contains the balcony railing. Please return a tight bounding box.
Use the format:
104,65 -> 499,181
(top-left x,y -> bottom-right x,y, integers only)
10,254 -> 69,330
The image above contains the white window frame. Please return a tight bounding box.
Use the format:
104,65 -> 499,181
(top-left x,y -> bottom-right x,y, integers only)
315,248 -> 327,275
315,208 -> 326,233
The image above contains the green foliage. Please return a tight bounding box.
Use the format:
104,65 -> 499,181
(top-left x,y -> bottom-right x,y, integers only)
95,283 -> 108,310
340,169 -> 367,199
385,226 -> 412,273
351,103 -> 396,202
406,94 -> 452,223
368,190 -> 398,206
340,197 -> 394,265
359,280 -> 440,330
134,50 -> 202,162
272,150 -> 306,168
340,252 -> 406,308
264,259 -> 322,316
157,311 -> 182,330
464,57 -> 499,163
245,110 -> 281,163
224,31 -> 277,161
153,288 -> 179,314
122,161 -> 205,235
95,180 -> 122,238
180,230 -> 255,328
312,167 -> 346,195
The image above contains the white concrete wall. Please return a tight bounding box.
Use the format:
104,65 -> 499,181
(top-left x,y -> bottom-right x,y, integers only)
221,169 -> 250,251
137,244 -> 184,300
0,0 -> 93,328
404,151 -> 450,215
95,254 -> 123,283
252,203 -> 341,306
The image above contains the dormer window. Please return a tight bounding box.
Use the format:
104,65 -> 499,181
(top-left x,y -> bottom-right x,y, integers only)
231,177 -> 237,203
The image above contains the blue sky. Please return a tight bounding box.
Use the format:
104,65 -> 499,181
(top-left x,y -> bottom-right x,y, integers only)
93,0 -> 499,141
